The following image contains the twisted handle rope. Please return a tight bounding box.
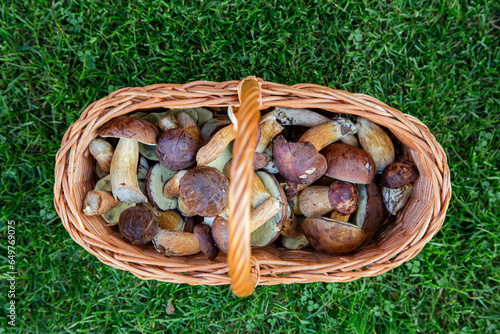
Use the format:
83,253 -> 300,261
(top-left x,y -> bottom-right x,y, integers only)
228,77 -> 262,297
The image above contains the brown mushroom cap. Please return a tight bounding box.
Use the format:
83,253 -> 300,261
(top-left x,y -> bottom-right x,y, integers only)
179,166 -> 229,216
354,183 -> 385,237
157,128 -> 199,171
98,116 -> 159,145
194,224 -> 219,260
328,180 -> 359,215
302,217 -> 366,254
118,206 -> 158,245
322,143 -> 376,184
382,159 -> 419,189
211,216 -> 230,255
273,135 -> 327,184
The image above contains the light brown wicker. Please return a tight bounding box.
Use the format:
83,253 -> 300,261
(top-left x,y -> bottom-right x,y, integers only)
54,76 -> 451,297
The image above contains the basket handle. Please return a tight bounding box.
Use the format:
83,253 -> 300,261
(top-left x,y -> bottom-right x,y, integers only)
227,77 -> 262,297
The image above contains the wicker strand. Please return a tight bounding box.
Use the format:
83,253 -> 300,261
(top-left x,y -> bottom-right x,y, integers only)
228,77 -> 261,297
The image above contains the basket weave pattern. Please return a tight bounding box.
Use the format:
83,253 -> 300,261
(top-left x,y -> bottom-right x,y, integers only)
54,78 -> 451,290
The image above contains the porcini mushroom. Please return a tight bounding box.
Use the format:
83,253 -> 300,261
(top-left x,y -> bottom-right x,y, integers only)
93,175 -> 135,225
153,228 -> 201,257
89,139 -> 114,172
382,183 -> 414,215
353,183 -> 385,238
382,159 -> 419,189
194,224 -> 219,260
156,128 -> 199,171
118,206 -> 158,245
82,190 -> 120,216
176,111 -> 203,146
273,135 -> 327,184
98,116 -> 159,203
298,117 -> 359,151
179,166 -> 229,217
299,181 -> 359,217
322,143 -> 376,184
357,117 -> 395,173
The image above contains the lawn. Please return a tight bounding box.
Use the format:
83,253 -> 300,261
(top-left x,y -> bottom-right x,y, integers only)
1,0 -> 499,332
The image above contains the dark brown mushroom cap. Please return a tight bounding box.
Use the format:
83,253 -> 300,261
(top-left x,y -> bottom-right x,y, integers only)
194,224 -> 219,260
179,166 -> 229,216
118,206 -> 158,245
302,217 -> 366,254
382,159 -> 419,188
273,135 -> 327,184
211,216 -> 229,255
157,128 -> 198,171
98,116 -> 159,145
356,183 -> 385,236
322,143 -> 376,184
328,180 -> 359,215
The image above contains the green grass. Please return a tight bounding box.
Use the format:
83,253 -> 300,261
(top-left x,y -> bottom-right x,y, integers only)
1,0 -> 499,332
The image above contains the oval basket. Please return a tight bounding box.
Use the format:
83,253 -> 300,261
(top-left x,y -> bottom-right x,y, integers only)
54,77 -> 451,297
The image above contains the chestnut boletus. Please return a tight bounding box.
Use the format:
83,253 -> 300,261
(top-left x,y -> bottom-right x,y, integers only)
328,180 -> 359,215
118,206 -> 158,245
273,135 -> 327,184
194,224 -> 219,260
302,217 -> 366,254
322,143 -> 376,184
98,116 -> 159,203
382,159 -> 419,189
179,166 -> 229,217
157,128 -> 199,171
357,117 -> 395,173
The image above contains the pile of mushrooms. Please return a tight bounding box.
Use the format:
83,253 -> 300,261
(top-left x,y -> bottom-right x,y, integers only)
83,106 -> 419,258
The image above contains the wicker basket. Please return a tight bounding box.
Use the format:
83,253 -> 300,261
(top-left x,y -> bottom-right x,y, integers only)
54,77 -> 451,297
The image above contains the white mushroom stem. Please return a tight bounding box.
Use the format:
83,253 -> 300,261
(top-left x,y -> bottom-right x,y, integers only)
298,186 -> 333,218
357,117 -> 395,173
273,107 -> 330,127
177,111 -> 203,146
196,124 -> 237,166
382,184 -> 414,215
249,197 -> 281,232
89,139 -> 114,172
255,112 -> 284,153
331,210 -> 350,222
299,118 -> 359,152
82,190 -> 120,216
163,170 -> 188,199
340,134 -> 360,148
153,229 -> 201,257
110,138 -> 147,203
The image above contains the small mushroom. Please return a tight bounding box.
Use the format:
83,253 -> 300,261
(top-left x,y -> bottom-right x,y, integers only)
382,183 -> 414,215
176,111 -> 204,146
298,117 -> 359,151
298,181 -> 359,218
98,116 -> 159,203
322,143 -> 376,184
282,234 -> 310,250
89,139 -> 114,172
144,203 -> 185,231
82,190 -> 120,216
157,128 -> 199,171
118,206 -> 158,245
302,217 -> 366,254
357,117 -> 395,173
153,228 -> 201,257
194,224 -> 219,260
382,159 -> 419,189
328,180 -> 359,215
179,166 -> 229,217
93,175 -> 136,225
158,114 -> 179,131
273,135 -> 327,184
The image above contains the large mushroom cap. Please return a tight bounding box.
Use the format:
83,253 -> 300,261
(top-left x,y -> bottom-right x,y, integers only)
157,128 -> 199,171
98,116 -> 159,144
179,166 -> 229,217
273,135 -> 327,184
322,143 -> 376,184
328,180 -> 359,215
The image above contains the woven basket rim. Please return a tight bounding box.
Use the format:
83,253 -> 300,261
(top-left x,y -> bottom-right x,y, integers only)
54,78 -> 451,288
